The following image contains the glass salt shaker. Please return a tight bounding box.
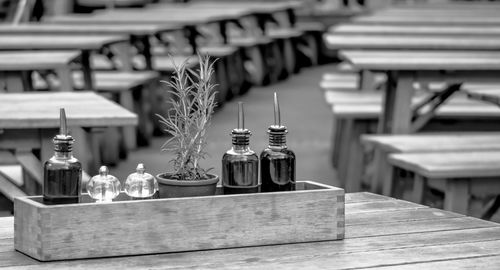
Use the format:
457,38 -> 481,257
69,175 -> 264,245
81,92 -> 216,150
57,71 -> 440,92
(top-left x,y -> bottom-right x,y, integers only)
125,163 -> 158,199
87,166 -> 121,202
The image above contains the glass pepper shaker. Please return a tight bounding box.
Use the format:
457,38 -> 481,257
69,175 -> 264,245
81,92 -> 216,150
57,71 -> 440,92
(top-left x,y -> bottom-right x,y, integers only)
125,163 -> 158,199
87,166 -> 121,202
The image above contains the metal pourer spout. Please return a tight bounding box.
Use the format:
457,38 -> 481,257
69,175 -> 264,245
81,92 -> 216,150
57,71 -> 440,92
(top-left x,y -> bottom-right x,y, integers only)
232,102 -> 251,146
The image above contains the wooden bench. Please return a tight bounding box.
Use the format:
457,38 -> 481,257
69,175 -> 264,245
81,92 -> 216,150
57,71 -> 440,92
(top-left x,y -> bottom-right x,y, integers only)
362,132 -> 500,197
388,150 -> 500,218
325,90 -> 500,192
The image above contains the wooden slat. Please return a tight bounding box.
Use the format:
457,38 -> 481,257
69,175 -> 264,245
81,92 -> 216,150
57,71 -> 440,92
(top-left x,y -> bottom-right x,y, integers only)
331,24 -> 500,36
368,255 -> 500,270
339,50 -> 500,71
0,172 -> 26,202
0,35 -> 127,50
361,132 -> 500,153
325,34 -> 500,51
0,51 -> 80,71
0,23 -> 181,35
389,151 -> 500,179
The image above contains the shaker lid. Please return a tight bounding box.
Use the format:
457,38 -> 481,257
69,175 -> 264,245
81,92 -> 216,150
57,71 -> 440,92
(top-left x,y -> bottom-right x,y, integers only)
90,166 -> 119,183
126,163 -> 155,182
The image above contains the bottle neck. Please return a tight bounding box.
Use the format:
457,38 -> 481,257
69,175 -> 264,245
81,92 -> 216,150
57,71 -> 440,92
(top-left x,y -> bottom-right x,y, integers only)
232,144 -> 251,152
268,129 -> 287,149
54,150 -> 73,159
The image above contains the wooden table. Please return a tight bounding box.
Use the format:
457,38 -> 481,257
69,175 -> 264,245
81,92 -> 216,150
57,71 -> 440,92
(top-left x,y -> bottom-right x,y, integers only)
0,34 -> 128,89
339,50 -> 500,134
0,51 -> 80,92
1,192 -> 500,268
0,92 -> 137,196
353,14 -> 500,26
0,23 -> 182,70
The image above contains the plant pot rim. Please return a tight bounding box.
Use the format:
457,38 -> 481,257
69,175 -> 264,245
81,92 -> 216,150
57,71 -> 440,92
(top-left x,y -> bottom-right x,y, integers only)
156,173 -> 219,186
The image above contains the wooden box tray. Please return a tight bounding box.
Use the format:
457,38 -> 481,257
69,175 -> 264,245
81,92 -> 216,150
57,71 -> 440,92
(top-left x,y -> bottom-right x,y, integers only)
14,181 -> 345,261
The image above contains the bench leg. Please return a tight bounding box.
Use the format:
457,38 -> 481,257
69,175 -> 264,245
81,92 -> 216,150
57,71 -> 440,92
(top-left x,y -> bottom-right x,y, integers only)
2,71 -> 29,92
444,178 -> 470,215
412,174 -> 427,204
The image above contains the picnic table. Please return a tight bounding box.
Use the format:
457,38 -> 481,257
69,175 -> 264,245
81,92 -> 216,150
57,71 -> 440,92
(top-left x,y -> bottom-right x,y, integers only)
0,23 -> 183,70
0,92 -> 137,197
0,34 -> 129,89
0,50 -> 80,92
1,192 -> 499,268
338,50 -> 500,134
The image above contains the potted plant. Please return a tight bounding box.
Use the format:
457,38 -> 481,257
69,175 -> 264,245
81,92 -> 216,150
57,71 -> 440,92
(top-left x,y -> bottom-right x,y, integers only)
156,55 -> 219,198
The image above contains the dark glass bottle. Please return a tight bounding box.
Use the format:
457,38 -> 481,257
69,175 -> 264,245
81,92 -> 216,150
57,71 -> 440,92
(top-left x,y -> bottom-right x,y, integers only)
43,108 -> 82,204
260,93 -> 296,192
222,102 -> 259,194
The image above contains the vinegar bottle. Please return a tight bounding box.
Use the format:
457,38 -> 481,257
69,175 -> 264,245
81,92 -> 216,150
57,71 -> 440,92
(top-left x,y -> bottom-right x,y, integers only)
43,108 -> 82,204
222,102 -> 259,194
260,93 -> 296,192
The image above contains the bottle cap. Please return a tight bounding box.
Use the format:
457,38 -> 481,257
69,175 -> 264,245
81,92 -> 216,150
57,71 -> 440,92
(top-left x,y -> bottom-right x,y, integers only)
125,163 -> 158,198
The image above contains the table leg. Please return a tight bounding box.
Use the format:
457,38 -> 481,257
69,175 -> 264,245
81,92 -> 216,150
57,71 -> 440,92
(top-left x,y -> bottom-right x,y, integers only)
140,35 -> 153,70
378,71 -> 414,134
372,148 -> 391,194
445,178 -> 470,215
81,50 -> 93,90
118,92 -> 137,150
345,122 -> 368,192
54,66 -> 73,91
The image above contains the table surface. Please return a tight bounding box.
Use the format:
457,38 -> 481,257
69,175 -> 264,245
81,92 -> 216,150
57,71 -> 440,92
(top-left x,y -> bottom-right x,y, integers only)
0,34 -> 128,50
325,34 -> 500,51
0,92 -> 137,129
1,192 -> 499,269
0,50 -> 80,71
339,50 -> 500,71
0,23 -> 182,36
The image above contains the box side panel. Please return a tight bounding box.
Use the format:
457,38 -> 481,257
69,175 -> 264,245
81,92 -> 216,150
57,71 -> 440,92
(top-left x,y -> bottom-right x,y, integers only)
41,188 -> 345,260
14,198 -> 42,260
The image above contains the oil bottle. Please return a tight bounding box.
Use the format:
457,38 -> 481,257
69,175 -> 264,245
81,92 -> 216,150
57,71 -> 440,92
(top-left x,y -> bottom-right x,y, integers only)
222,102 -> 259,194
260,93 -> 296,192
43,108 -> 82,204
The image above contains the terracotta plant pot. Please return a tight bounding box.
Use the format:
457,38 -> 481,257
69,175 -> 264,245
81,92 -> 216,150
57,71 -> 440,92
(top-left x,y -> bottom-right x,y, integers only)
156,173 -> 219,198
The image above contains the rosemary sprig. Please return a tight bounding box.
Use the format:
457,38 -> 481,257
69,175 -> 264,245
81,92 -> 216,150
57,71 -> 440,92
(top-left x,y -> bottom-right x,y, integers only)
156,55 -> 218,180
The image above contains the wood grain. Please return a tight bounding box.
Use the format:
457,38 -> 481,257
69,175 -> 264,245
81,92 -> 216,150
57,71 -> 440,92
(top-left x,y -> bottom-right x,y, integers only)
0,92 -> 137,129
